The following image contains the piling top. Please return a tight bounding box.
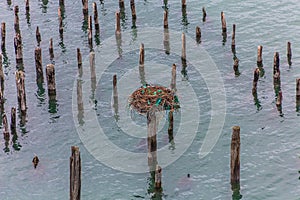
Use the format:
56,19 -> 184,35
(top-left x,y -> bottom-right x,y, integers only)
232,126 -> 240,132
128,84 -> 180,114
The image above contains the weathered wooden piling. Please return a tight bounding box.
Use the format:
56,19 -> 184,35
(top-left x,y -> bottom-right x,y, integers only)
77,48 -> 82,77
93,2 -> 100,35
170,64 -> 176,91
88,16 -> 93,49
59,0 -> 64,7
296,78 -> 300,111
273,52 -> 281,95
70,146 -> 81,200
155,165 -> 162,190
10,107 -> 16,135
46,64 -> 56,96
1,22 -> 5,50
35,47 -> 44,83
221,11 -> 227,33
287,41 -> 292,66
115,11 -> 121,35
276,90 -> 283,114
231,126 -> 240,186
49,38 -> 54,60
139,43 -> 144,66
233,57 -> 240,76
231,24 -> 236,52
181,0 -> 186,8
15,71 -> 27,114
119,0 -> 125,10
147,108 -> 158,172
82,0 -> 88,16
181,33 -> 186,61
58,7 -> 63,35
252,68 -> 259,95
163,10 -> 168,29
14,6 -> 20,35
36,26 -> 41,46
130,0 -> 137,20
196,26 -> 201,43
32,155 -> 39,169
168,110 -> 174,143
3,113 -> 9,152
14,33 -> 23,65
25,0 -> 30,12
163,28 -> 170,55
257,45 -> 263,67
113,75 -> 119,119
202,7 -> 207,22
0,54 -> 4,95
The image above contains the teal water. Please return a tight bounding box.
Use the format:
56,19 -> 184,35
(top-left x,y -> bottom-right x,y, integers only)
0,0 -> 300,199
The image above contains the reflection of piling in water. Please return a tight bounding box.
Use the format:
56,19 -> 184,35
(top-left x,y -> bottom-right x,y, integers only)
155,165 -> 162,190
36,26 -> 41,46
46,64 -> 56,96
15,71 -> 27,115
170,64 -> 176,91
231,24 -> 236,53
181,33 -> 186,61
115,11 -> 121,35
77,79 -> 84,125
119,0 -> 125,10
147,108 -> 158,172
49,38 -> 54,61
35,47 -> 44,83
1,22 -> 5,50
164,10 -> 168,29
0,54 -> 4,95
93,2 -> 100,35
113,75 -> 119,120
202,7 -> 207,22
88,16 -> 93,50
59,0 -> 64,7
196,26 -> 201,43
168,110 -> 174,143
58,7 -> 63,35
77,48 -> 82,77
130,0 -> 137,20
3,113 -> 10,152
11,107 -> 16,135
25,0 -> 30,12
89,52 -> 96,92
70,146 -> 81,200
276,90 -> 283,115
14,33 -> 23,67
231,126 -> 241,200
273,52 -> 281,96
14,6 -> 20,35
287,41 -> 292,66
296,79 -> 300,112
163,28 -> 170,55
233,58 -> 240,76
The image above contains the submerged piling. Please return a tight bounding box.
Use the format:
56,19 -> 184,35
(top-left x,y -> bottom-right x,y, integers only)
70,146 -> 81,200
1,22 -> 6,50
287,41 -> 292,66
46,64 -> 56,96
231,126 -> 240,186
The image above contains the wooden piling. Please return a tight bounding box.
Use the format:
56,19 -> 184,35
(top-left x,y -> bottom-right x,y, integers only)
36,26 -> 41,46
58,7 -> 63,35
14,6 -> 20,35
257,45 -> 263,67
231,126 -> 240,186
46,64 -> 56,96
113,75 -> 119,119
115,11 -> 121,35
168,110 -> 174,143
296,78 -> 300,111
35,47 -> 44,83
25,0 -> 30,12
59,0 -> 64,7
164,10 -> 168,29
233,57 -> 240,76
147,108 -> 158,172
139,43 -> 144,66
0,54 -> 4,95
14,33 -> 23,66
181,33 -> 186,61
170,64 -> 176,91
10,107 -> 16,135
202,7 -> 207,22
273,52 -> 281,95
15,71 -> 27,114
89,51 -> 96,80
221,11 -> 227,33
231,24 -> 236,52
155,165 -> 162,190
3,113 -> 10,152
77,48 -> 82,77
1,22 -> 5,50
93,2 -> 100,35
130,0 -> 137,20
181,0 -> 186,8
287,41 -> 292,66
70,146 -> 81,200
49,38 -> 54,60
196,26 -> 201,43
82,0 -> 88,16
119,0 -> 125,10
88,16 -> 93,49
276,90 -> 282,111
32,156 -> 39,169
163,28 -> 170,55
252,68 -> 259,95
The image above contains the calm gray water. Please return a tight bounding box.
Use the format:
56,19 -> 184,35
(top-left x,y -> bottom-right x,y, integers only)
0,0 -> 300,199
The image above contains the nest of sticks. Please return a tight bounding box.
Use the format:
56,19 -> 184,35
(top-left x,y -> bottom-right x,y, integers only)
128,84 -> 180,114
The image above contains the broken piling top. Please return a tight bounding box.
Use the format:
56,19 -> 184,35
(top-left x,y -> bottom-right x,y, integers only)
128,84 -> 180,114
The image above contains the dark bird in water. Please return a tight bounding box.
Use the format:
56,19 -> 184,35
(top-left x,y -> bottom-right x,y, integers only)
32,155 -> 39,169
